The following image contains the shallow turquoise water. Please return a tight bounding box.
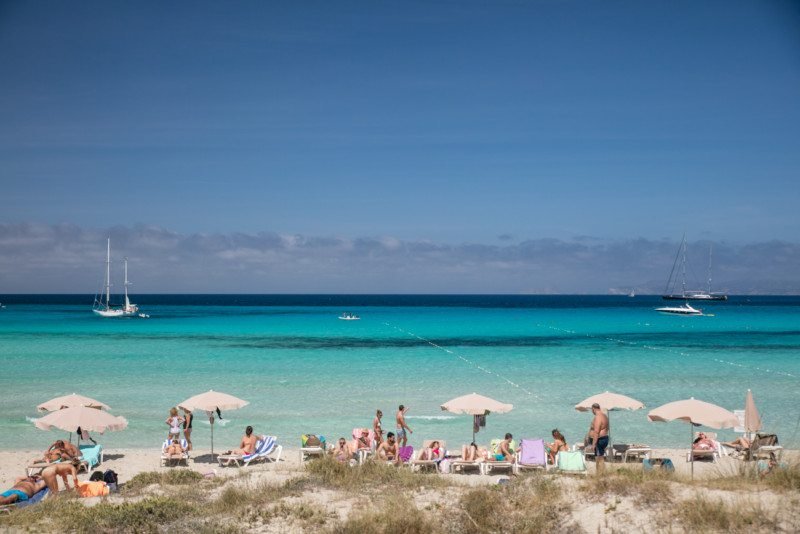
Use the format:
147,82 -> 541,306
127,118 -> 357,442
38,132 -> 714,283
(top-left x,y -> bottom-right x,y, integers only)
1,296 -> 798,451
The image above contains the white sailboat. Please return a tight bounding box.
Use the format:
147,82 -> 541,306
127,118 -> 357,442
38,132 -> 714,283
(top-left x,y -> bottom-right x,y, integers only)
93,238 -> 141,318
662,235 -> 727,301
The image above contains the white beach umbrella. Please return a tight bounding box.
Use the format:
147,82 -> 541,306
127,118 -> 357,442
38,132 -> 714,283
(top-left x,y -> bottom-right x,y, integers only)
178,390 -> 249,455
34,405 -> 128,433
37,393 -> 110,412
575,391 -> 644,442
648,397 -> 738,478
441,392 -> 513,442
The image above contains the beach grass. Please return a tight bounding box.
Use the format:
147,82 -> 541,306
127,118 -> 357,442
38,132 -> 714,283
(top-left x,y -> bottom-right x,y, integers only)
304,455 -> 449,492
582,467 -> 674,505
673,494 -> 779,533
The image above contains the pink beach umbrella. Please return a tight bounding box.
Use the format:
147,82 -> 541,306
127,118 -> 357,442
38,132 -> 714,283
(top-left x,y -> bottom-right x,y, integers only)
37,393 -> 110,412
35,405 -> 128,433
648,397 -> 738,478
441,392 -> 513,442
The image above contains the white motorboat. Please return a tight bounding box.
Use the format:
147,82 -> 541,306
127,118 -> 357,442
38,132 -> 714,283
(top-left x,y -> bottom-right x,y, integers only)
655,303 -> 703,316
338,312 -> 360,321
93,238 -> 141,318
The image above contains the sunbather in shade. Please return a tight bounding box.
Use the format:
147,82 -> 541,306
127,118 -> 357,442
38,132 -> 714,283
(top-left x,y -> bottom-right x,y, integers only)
418,441 -> 444,461
0,475 -> 46,505
376,432 -> 399,464
32,440 -> 78,464
41,458 -> 81,492
692,432 -> 715,451
222,426 -> 258,455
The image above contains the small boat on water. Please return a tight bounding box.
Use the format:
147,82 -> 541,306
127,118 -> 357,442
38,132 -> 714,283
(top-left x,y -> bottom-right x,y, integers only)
93,238 -> 143,318
628,289 -> 636,298
338,312 -> 360,321
655,303 -> 703,316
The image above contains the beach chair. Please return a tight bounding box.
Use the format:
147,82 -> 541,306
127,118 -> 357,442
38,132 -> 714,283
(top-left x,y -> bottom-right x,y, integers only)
482,438 -> 517,475
0,488 -> 50,514
26,457 -> 89,477
217,435 -> 282,467
610,443 -> 652,463
351,428 -> 375,465
78,444 -> 104,469
161,438 -> 190,466
748,433 -> 783,461
555,450 -> 587,475
451,445 -> 484,474
688,432 -> 722,463
410,440 -> 446,471
513,438 -> 547,474
299,434 -> 327,463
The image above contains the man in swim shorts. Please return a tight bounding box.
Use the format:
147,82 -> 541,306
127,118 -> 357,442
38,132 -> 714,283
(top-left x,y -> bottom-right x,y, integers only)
0,475 -> 46,505
590,402 -> 610,474
395,405 -> 412,447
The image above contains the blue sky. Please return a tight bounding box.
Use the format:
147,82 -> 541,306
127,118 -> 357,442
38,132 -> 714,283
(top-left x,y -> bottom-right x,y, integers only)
0,1 -> 798,292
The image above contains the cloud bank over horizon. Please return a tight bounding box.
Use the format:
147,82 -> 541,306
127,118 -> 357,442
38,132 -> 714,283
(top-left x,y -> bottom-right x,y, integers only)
0,223 -> 798,294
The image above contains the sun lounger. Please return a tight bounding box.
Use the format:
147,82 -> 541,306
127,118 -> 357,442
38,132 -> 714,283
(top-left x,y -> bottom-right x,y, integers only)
78,444 -> 104,469
611,444 -> 651,463
688,432 -> 722,462
748,433 -> 783,461
299,434 -> 327,463
482,438 -> 517,475
513,438 -> 547,474
26,457 -> 88,477
217,435 -> 282,467
451,457 -> 483,474
351,428 -> 375,465
410,440 -> 447,471
0,488 -> 50,514
555,450 -> 587,474
161,439 -> 190,466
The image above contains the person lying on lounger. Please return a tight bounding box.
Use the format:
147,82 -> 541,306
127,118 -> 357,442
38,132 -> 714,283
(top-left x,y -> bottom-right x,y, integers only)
376,432 -> 399,464
0,475 -> 46,505
32,440 -> 77,464
461,442 -> 488,461
165,438 -> 187,457
221,426 -> 258,456
41,458 -> 81,492
722,436 -> 751,451
692,432 -> 716,451
418,441 -> 444,461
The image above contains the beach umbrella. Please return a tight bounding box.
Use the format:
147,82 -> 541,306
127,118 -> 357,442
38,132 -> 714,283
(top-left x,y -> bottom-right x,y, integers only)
744,389 -> 762,436
648,397 -> 738,478
37,393 -> 110,412
575,391 -> 644,441
441,392 -> 513,442
34,405 -> 128,433
178,390 -> 249,455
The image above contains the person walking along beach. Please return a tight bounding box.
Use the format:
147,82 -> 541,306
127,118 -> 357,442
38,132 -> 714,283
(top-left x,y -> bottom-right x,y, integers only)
590,403 -> 609,474
396,405 -> 412,447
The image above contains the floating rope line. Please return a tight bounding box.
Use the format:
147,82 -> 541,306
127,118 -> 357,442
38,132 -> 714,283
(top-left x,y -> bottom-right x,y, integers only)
383,322 -> 541,399
537,324 -> 798,379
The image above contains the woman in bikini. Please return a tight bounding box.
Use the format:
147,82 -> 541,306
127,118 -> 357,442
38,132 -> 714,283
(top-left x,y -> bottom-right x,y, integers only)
182,408 -> 193,451
419,440 -> 444,461
165,407 -> 184,440
547,429 -> 568,464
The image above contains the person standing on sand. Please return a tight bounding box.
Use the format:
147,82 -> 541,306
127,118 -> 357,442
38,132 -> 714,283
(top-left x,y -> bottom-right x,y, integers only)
166,407 -> 184,440
182,408 -> 193,451
396,405 -> 412,447
373,410 -> 383,445
589,402 -> 609,474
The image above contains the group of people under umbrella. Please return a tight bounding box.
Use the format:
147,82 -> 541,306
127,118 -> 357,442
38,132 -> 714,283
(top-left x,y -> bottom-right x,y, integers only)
32,389 -> 762,479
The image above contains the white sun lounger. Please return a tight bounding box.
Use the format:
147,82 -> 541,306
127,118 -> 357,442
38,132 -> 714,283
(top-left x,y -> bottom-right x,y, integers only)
161,438 -> 190,466
410,440 -> 446,471
218,435 -> 282,467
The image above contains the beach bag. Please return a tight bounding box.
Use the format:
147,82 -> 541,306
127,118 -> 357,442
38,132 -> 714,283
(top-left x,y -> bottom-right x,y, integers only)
103,470 -> 119,486
89,471 -> 104,482
439,459 -> 451,474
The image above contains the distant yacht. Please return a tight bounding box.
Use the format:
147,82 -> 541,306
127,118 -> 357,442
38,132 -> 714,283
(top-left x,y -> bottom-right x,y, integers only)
655,303 -> 703,316
662,235 -> 727,301
628,289 -> 636,298
338,312 -> 360,321
93,238 -> 142,318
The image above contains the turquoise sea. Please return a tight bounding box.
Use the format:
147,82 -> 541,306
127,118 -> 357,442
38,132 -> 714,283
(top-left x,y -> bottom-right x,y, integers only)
0,295 -> 798,451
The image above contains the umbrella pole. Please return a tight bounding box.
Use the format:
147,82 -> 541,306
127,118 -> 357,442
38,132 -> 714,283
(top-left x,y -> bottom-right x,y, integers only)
690,424 -> 694,480
211,418 -> 214,456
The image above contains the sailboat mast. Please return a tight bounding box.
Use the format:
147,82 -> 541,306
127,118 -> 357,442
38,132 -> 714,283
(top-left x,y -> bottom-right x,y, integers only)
681,236 -> 687,296
124,257 -> 129,306
707,245 -> 713,294
105,238 -> 111,309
